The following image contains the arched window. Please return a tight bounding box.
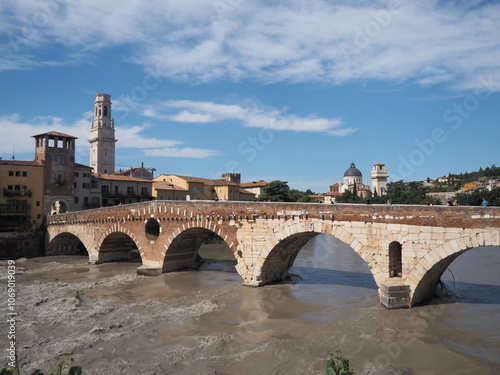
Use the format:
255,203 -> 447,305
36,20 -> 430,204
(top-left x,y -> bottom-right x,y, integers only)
103,106 -> 108,117
389,241 -> 402,277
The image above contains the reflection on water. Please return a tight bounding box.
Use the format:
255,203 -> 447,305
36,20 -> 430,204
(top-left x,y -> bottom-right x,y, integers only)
4,234 -> 500,374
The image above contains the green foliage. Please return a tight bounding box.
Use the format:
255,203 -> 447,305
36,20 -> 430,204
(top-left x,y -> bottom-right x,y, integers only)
2,353 -> 81,375
449,164 -> 500,184
335,189 -> 364,204
258,181 -> 315,202
326,350 -> 353,375
258,180 -> 291,202
454,187 -> 500,206
371,180 -> 441,205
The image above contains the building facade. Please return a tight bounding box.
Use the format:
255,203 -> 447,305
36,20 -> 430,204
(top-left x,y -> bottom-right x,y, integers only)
371,163 -> 388,196
89,93 -> 117,174
33,131 -> 77,215
153,174 -> 256,201
240,180 -> 268,198
0,160 -> 45,230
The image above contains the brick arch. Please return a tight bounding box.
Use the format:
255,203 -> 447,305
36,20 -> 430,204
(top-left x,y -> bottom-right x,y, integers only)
96,223 -> 144,263
408,231 -> 498,306
161,221 -> 237,272
46,230 -> 93,258
251,220 -> 374,286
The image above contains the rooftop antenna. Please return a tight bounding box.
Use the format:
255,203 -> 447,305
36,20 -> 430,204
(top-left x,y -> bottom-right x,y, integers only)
12,144 -> 17,160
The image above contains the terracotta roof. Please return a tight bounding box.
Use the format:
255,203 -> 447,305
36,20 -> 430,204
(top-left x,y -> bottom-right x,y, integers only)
153,181 -> 188,191
169,175 -> 240,186
240,180 -> 268,188
74,163 -> 92,169
0,160 -> 42,167
239,188 -> 256,196
32,131 -> 78,139
94,174 -> 152,182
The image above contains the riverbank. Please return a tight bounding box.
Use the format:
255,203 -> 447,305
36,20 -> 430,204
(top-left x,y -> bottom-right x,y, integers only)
1,239 -> 499,374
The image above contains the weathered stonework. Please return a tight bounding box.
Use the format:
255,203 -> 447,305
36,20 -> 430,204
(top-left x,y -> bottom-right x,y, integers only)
46,201 -> 500,309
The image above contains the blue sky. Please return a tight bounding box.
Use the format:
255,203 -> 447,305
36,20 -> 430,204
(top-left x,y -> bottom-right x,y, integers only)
1,0 -> 499,192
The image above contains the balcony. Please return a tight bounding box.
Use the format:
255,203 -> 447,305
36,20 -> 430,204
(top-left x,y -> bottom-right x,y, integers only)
0,204 -> 31,214
3,188 -> 32,198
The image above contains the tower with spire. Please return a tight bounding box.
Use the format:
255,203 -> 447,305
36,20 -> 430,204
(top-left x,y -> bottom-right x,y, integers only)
89,93 -> 117,174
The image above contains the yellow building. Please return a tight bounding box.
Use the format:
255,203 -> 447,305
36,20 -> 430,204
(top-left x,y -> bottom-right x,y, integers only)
462,181 -> 480,192
153,174 -> 256,201
0,160 -> 45,230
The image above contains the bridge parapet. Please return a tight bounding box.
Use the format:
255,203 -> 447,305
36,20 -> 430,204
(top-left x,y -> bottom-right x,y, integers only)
46,201 -> 500,228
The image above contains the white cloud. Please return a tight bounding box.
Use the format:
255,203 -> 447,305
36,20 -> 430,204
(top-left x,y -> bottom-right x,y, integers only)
0,113 -> 217,160
1,0 -> 500,91
144,99 -> 353,135
144,147 -> 220,158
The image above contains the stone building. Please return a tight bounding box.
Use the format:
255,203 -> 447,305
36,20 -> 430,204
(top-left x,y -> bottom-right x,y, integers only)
95,174 -> 153,206
114,162 -> 154,180
153,174 -> 256,201
33,131 -> 78,214
240,180 -> 268,198
371,163 -> 388,196
89,93 -> 117,174
0,160 -> 45,229
322,162 -> 388,202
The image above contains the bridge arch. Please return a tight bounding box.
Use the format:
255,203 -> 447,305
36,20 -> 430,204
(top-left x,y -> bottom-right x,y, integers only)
46,232 -> 90,257
252,220 -> 376,286
409,231 -> 499,306
162,222 -> 236,272
96,226 -> 142,264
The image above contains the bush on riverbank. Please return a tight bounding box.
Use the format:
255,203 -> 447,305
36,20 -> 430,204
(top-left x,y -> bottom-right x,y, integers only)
326,349 -> 354,375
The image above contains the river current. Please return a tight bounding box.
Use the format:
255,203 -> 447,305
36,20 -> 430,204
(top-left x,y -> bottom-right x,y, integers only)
1,234 -> 499,374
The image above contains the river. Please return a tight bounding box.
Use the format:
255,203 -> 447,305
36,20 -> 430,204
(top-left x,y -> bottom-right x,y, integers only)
1,234 -> 499,374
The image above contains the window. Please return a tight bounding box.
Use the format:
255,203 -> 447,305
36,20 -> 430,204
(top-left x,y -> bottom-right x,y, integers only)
82,183 -> 90,189
389,242 -> 403,278
22,171 -> 27,177
141,187 -> 148,196
15,171 -> 20,177
127,186 -> 135,195
84,197 -> 89,206
74,172 -> 79,177
36,201 -> 40,206
57,155 -> 63,165
74,182 -> 77,188
103,106 -> 108,117
74,197 -> 79,204
101,185 -> 109,193
8,171 -> 13,176
7,185 -> 13,190
83,173 -> 90,178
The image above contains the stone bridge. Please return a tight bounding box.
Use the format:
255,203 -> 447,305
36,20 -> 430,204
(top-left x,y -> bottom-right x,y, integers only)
45,201 -> 500,309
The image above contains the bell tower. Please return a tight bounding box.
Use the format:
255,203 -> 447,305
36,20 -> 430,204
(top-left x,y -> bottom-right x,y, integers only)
371,163 -> 388,196
89,93 -> 117,174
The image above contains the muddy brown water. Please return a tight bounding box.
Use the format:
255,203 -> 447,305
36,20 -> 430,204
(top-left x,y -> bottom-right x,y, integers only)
1,234 -> 499,374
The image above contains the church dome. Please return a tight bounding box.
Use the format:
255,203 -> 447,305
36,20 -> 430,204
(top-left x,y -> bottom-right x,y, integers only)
344,162 -> 362,177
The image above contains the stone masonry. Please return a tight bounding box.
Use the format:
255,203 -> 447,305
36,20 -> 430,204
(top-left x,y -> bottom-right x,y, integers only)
45,201 -> 500,309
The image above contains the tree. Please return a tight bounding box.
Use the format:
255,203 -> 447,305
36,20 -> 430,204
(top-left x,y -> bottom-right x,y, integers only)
336,189 -> 364,203
258,181 -> 290,202
288,188 -> 304,202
